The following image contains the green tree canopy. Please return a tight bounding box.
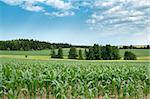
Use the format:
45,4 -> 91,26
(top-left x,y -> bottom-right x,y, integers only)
85,49 -> 89,60
85,44 -> 120,60
57,47 -> 63,59
78,49 -> 83,60
68,47 -> 78,59
87,47 -> 95,60
51,49 -> 57,58
101,45 -> 120,60
0,39 -> 71,51
93,44 -> 102,60
124,51 -> 137,60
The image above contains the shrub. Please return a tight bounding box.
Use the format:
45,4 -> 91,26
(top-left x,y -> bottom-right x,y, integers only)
124,51 -> 137,60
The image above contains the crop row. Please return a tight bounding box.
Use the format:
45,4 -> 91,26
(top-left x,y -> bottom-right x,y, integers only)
0,59 -> 150,99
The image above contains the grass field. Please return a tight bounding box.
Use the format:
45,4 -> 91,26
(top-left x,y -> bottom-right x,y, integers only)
119,49 -> 150,57
0,55 -> 150,62
0,49 -> 149,60
0,58 -> 150,99
0,49 -> 149,57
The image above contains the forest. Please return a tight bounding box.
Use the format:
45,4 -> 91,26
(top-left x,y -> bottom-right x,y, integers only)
0,39 -> 71,50
0,39 -> 149,51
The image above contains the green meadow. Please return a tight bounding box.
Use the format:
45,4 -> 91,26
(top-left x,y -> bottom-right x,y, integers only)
0,49 -> 149,60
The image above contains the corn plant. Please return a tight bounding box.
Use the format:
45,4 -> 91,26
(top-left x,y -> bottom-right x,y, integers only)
0,58 -> 149,99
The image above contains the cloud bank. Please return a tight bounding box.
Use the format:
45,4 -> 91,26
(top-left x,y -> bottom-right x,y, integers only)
86,0 -> 150,30
1,0 -> 150,30
0,0 -> 74,16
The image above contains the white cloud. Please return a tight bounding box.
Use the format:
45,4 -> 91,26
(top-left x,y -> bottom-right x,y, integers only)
105,6 -> 122,14
0,0 -> 22,5
0,0 -> 74,16
1,0 -> 150,26
86,19 -> 96,24
22,2 -> 44,12
131,11 -> 143,16
94,1 -> 114,7
87,0 -> 150,30
46,0 -> 72,10
46,11 -> 75,17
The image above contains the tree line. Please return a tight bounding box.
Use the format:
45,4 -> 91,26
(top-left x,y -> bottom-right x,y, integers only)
0,39 -> 91,51
120,45 -> 150,49
0,39 -> 149,51
0,39 -> 71,51
0,39 -> 137,60
51,44 -> 136,60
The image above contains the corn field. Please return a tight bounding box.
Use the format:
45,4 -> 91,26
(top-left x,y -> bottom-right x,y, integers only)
0,58 -> 150,99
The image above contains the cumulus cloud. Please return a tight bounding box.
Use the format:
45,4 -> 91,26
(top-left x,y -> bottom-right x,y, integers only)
1,0 -> 22,5
0,0 -> 74,16
45,11 -> 74,17
22,2 -> 44,12
46,0 -> 72,10
94,1 -> 113,7
1,0 -> 150,30
87,0 -> 150,30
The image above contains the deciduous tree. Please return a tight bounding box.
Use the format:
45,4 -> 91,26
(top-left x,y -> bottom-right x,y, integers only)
78,49 -> 83,60
124,51 -> 137,60
57,47 -> 63,59
68,47 -> 78,59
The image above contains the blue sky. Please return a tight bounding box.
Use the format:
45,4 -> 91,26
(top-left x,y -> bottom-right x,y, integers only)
0,0 -> 149,45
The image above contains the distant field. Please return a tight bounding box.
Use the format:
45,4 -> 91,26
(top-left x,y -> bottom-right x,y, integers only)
0,56 -> 149,62
0,50 -> 51,56
0,49 -> 149,56
0,48 -> 79,56
119,49 -> 150,57
0,49 -> 149,60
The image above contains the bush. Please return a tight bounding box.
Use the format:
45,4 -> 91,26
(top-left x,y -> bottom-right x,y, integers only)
124,51 -> 137,60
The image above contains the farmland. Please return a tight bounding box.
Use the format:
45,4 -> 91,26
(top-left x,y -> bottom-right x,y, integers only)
0,49 -> 149,60
0,58 -> 150,99
0,43 -> 149,99
1,0 -> 150,98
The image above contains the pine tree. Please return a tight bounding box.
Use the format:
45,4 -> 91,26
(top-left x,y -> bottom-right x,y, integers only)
78,49 -> 83,60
